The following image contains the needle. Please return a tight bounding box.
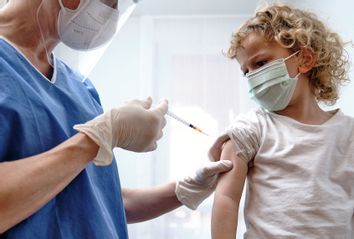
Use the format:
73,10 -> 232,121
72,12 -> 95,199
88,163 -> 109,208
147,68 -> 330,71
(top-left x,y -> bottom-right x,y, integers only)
167,111 -> 209,136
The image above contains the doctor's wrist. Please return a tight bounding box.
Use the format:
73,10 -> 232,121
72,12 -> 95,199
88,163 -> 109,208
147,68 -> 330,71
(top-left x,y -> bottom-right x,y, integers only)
74,132 -> 100,163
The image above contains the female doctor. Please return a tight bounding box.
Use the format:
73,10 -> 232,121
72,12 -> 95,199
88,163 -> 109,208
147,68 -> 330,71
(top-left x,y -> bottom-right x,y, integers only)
0,0 -> 232,238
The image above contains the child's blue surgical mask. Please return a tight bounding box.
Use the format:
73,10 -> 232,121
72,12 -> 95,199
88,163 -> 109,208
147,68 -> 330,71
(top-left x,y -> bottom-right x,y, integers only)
246,51 -> 300,111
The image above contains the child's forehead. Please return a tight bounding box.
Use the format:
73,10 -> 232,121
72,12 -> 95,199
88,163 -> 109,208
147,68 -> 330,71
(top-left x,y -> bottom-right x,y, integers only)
236,33 -> 285,59
241,33 -> 275,53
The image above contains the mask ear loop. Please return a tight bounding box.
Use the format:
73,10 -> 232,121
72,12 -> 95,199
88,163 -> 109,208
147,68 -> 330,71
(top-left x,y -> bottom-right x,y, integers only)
284,50 -> 300,61
36,1 -> 53,69
293,72 -> 301,79
284,50 -> 301,79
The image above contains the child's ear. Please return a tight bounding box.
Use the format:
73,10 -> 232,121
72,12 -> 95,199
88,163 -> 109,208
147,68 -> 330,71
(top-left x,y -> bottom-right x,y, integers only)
298,48 -> 315,74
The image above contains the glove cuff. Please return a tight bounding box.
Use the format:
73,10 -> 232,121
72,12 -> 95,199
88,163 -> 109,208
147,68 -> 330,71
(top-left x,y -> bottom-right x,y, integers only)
175,178 -> 214,210
93,146 -> 113,166
73,123 -> 113,166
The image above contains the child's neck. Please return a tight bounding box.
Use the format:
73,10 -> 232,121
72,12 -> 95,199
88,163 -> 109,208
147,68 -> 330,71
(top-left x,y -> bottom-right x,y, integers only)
276,98 -> 334,125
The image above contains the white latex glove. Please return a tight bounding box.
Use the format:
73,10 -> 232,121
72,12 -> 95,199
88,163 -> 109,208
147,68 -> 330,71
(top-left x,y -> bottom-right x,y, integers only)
73,97 -> 168,166
175,134 -> 232,210
208,133 -> 230,162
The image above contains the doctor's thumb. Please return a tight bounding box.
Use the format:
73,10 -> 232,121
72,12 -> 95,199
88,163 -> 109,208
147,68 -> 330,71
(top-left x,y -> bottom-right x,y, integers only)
152,99 -> 168,115
206,160 -> 233,176
208,133 -> 231,162
140,96 -> 153,109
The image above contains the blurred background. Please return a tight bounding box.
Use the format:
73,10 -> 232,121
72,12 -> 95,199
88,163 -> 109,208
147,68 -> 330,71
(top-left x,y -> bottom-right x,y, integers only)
1,0 -> 352,238
90,0 -> 354,239
88,1 -> 353,238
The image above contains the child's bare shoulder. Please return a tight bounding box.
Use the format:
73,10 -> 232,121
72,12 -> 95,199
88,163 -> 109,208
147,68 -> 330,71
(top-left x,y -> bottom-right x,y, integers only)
222,140 -> 237,155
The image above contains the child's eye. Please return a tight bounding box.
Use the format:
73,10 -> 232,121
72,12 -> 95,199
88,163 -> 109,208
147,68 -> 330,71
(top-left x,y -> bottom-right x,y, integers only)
255,60 -> 268,68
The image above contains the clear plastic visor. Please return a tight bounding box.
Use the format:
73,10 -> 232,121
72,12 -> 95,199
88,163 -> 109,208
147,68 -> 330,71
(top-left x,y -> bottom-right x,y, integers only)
49,0 -> 137,80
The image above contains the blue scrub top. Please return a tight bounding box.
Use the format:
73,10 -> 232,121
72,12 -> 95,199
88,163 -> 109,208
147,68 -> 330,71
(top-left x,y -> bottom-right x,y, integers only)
0,38 -> 128,239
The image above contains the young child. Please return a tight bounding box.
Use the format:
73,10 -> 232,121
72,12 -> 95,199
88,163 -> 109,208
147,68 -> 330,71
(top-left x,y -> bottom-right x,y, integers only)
211,3 -> 353,239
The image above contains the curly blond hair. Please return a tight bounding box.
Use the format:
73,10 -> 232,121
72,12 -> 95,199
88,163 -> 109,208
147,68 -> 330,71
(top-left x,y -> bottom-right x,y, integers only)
228,3 -> 350,105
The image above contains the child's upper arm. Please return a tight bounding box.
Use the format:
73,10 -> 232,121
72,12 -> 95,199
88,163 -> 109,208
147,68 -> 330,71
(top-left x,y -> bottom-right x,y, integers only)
216,140 -> 248,201
212,110 -> 259,238
211,140 -> 248,239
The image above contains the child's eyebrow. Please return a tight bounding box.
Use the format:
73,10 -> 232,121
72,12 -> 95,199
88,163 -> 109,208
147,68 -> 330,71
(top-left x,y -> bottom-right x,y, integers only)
240,53 -> 265,70
249,52 -> 269,62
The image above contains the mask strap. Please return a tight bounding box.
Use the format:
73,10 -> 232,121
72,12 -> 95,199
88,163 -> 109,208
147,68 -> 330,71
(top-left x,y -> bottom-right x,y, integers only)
284,50 -> 300,61
284,51 -> 301,78
58,0 -> 65,10
294,72 -> 301,78
36,1 -> 53,67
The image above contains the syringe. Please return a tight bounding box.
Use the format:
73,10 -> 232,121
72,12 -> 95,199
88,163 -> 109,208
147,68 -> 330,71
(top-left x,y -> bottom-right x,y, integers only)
167,111 -> 209,136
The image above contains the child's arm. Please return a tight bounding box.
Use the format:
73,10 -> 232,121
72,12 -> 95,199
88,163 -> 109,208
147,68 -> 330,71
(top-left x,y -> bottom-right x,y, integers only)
211,140 -> 248,239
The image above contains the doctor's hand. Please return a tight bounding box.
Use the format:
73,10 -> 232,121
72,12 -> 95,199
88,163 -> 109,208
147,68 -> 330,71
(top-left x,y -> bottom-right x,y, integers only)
175,135 -> 233,210
175,160 -> 233,210
74,97 -> 168,166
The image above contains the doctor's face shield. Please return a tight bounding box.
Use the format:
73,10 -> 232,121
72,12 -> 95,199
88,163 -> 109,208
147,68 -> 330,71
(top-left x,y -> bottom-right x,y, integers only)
0,0 -> 7,8
38,0 -> 138,80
